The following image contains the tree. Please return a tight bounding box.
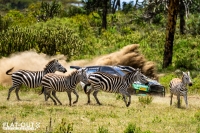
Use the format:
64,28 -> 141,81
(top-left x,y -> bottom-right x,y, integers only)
102,0 -> 108,29
163,0 -> 179,68
179,0 -> 185,34
82,0 -> 120,29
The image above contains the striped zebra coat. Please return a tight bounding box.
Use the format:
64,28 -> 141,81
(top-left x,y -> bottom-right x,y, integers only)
169,71 -> 192,108
6,59 -> 67,100
41,68 -> 90,106
84,68 -> 149,107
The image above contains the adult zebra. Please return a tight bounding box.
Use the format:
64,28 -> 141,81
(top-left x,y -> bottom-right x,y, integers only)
169,71 -> 192,108
6,59 -> 67,101
84,68 -> 149,107
41,68 -> 90,106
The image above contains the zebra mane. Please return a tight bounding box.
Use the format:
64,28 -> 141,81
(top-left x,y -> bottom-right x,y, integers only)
47,59 -> 57,66
68,70 -> 79,76
44,59 -> 57,69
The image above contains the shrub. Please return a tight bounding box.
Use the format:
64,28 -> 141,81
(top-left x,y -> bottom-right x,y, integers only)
54,118 -> 73,133
97,126 -> 109,133
124,123 -> 138,133
124,123 -> 152,133
138,95 -> 153,105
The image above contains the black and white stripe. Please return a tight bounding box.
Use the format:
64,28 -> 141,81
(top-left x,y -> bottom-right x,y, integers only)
169,71 -> 192,108
6,59 -> 67,100
84,68 -> 149,107
41,68 -> 89,106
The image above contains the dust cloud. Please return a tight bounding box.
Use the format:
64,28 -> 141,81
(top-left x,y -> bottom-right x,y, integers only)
0,44 -> 157,86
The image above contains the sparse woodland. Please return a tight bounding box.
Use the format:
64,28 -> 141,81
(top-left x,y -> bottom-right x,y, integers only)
0,0 -> 200,132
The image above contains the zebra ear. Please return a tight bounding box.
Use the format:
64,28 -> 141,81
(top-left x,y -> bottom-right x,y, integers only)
136,68 -> 141,72
182,71 -> 187,76
187,71 -> 190,76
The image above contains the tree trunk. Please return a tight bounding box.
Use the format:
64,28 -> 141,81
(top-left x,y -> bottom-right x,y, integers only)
102,0 -> 108,29
163,0 -> 179,68
179,0 -> 185,34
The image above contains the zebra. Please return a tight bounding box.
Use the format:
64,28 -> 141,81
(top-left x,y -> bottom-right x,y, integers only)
6,59 -> 67,101
169,71 -> 192,108
84,68 -> 149,107
40,68 -> 90,106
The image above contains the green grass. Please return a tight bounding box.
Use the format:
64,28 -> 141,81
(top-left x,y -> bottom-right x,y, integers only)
0,87 -> 200,133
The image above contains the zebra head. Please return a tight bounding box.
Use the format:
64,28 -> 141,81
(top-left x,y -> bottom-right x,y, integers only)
132,68 -> 149,85
182,71 -> 192,86
44,59 -> 67,73
78,68 -> 90,85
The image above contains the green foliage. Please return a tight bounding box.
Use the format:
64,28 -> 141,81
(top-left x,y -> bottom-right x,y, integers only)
36,0 -> 61,22
115,94 -> 123,100
64,5 -> 86,17
187,14 -> 200,35
0,15 -> 11,32
188,74 -> 200,94
0,19 -> 86,61
0,84 -> 7,91
173,37 -> 200,70
124,123 -> 151,133
194,111 -> 200,121
97,126 -> 109,133
138,95 -> 153,105
197,125 -> 200,133
54,118 -> 73,133
124,123 -> 138,133
2,9 -> 36,26
0,2 -> 200,73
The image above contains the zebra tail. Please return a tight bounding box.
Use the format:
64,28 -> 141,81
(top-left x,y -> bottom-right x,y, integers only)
84,84 -> 90,94
38,87 -> 44,95
6,67 -> 14,75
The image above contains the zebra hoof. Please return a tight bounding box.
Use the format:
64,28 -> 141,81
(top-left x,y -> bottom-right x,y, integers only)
97,103 -> 102,106
73,101 -> 77,104
126,102 -> 131,107
7,98 -> 9,101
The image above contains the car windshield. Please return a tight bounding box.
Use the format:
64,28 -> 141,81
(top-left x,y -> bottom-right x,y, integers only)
112,66 -> 126,76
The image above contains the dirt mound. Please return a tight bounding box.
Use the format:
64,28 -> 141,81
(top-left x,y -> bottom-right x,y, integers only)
0,44 -> 157,86
93,44 -> 157,79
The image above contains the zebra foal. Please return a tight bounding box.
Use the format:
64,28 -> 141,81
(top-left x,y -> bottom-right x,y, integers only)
170,71 -> 192,108
6,59 -> 67,100
84,68 -> 149,107
41,68 -> 90,106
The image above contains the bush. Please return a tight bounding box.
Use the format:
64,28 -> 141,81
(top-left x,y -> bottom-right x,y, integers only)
138,95 -> 153,105
124,123 -> 151,133
54,118 -> 73,133
97,126 -> 109,133
124,123 -> 139,133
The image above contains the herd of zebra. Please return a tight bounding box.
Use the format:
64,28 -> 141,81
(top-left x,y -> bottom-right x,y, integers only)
5,59 -> 193,108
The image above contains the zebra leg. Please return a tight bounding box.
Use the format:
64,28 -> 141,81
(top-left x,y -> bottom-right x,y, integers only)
72,90 -> 79,104
170,93 -> 173,106
7,86 -> 16,100
93,90 -> 102,105
15,87 -> 22,101
41,87 -> 49,101
52,91 -> 62,105
177,95 -> 181,108
86,88 -> 93,104
46,91 -> 57,105
183,94 -> 188,108
67,91 -> 72,106
126,93 -> 131,107
119,90 -> 131,107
